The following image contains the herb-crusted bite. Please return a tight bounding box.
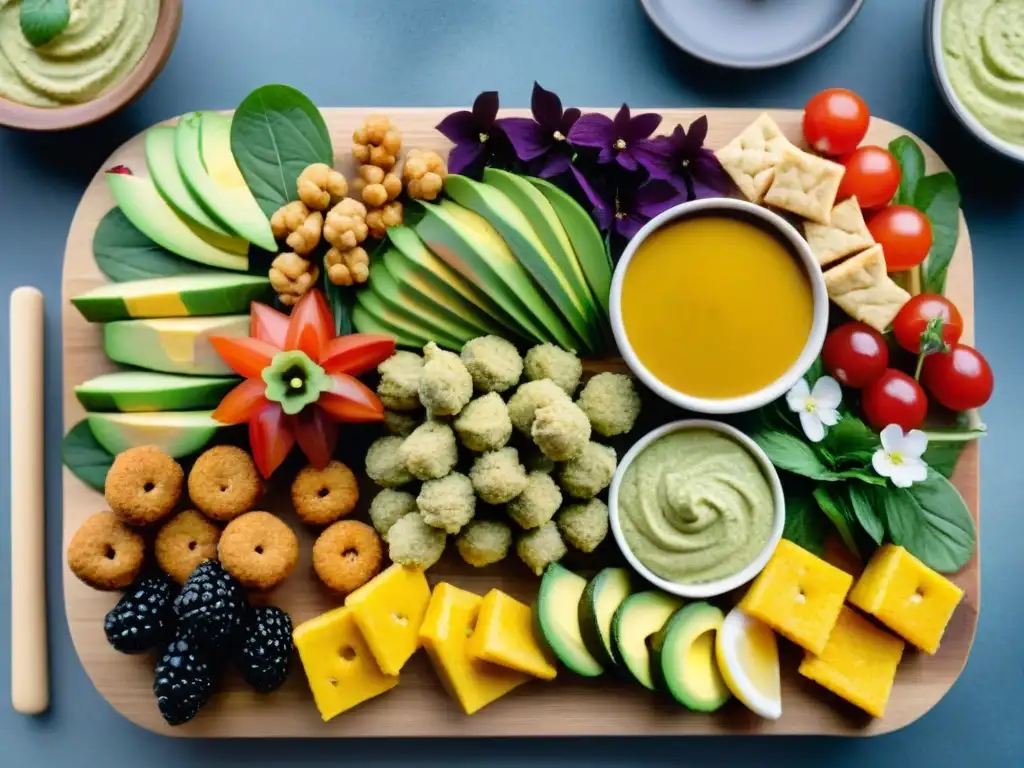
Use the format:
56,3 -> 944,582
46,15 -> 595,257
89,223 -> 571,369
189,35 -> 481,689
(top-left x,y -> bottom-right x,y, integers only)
365,436 -> 414,488
507,470 -> 562,530
576,373 -> 641,437
461,336 -> 523,393
454,392 -> 513,452
524,344 -> 583,396
418,342 -> 473,416
417,472 -> 476,534
558,442 -> 616,499
376,351 -> 424,412
387,512 -> 447,570
470,447 -> 528,505
557,499 -> 610,553
508,379 -> 570,435
531,399 -> 591,461
456,519 -> 513,567
517,521 -> 567,576
369,489 -> 416,541
400,421 -> 458,480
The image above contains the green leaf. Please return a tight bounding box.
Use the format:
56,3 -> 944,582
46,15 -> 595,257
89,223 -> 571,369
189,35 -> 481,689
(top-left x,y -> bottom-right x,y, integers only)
846,483 -> 885,544
783,489 -> 828,557
889,136 -> 925,205
881,470 -> 975,572
92,209 -> 215,282
922,441 -> 966,478
751,428 -> 836,481
916,173 -> 961,295
833,468 -> 888,486
20,0 -> 70,47
812,486 -> 861,559
822,416 -> 880,464
803,356 -> 825,387
231,85 -> 334,219
325,279 -> 356,336
61,420 -> 114,492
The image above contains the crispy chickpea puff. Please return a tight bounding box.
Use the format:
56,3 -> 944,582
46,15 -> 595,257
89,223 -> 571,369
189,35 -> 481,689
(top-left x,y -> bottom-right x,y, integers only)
517,521 -> 567,576
558,441 -> 616,499
469,447 -> 528,505
324,246 -> 369,286
369,489 -> 416,540
531,398 -> 591,461
457,519 -> 512,567
365,436 -> 414,488
400,421 -> 459,480
460,336 -> 523,393
507,379 -> 571,435
453,392 -> 512,452
297,163 -> 348,211
323,197 -> 369,251
352,114 -> 402,170
524,344 -> 583,396
383,409 -> 420,437
387,511 -> 446,569
577,372 -> 642,437
417,472 -> 476,534
270,201 -> 323,256
377,351 -> 424,411
365,201 -> 404,240
419,342 -> 473,416
269,252 -> 319,306
403,149 -> 448,201
507,470 -> 562,529
352,164 -> 402,208
556,499 -> 609,553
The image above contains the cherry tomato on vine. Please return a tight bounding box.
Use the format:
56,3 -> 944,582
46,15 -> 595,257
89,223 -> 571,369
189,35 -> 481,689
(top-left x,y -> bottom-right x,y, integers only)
920,344 -> 993,411
892,294 -> 964,353
867,205 -> 933,271
837,146 -> 901,209
862,369 -> 928,431
822,322 -> 888,388
803,88 -> 870,156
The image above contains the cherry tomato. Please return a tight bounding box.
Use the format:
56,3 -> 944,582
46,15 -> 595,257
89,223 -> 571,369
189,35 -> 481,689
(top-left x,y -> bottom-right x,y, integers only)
803,88 -> 870,156
920,344 -> 993,411
862,369 -> 929,431
837,146 -> 901,209
867,205 -> 933,271
892,294 -> 964,353
822,322 -> 888,388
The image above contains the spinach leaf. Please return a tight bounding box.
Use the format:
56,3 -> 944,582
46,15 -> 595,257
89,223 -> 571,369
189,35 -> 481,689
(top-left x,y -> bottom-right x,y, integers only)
846,482 -> 885,544
751,428 -> 835,481
881,470 -> 975,572
20,0 -> 70,47
93,209 -> 215,282
813,486 -> 861,559
61,420 -> 114,492
231,85 -> 334,219
783,489 -> 828,558
823,416 -> 879,464
889,136 -> 925,205
916,173 -> 961,295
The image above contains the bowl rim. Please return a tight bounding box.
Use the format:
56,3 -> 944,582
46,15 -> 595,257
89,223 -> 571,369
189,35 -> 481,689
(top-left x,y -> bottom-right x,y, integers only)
609,197 -> 829,415
608,419 -> 785,599
0,0 -> 183,131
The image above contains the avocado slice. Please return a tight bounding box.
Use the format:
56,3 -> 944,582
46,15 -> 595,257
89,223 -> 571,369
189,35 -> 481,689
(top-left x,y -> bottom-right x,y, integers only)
72,273 -> 271,322
357,291 -> 463,350
104,315 -> 249,376
534,563 -> 603,677
75,371 -> 237,413
175,112 -> 276,251
610,591 -> 683,690
578,567 -> 632,668
528,176 -> 613,319
87,411 -> 221,458
650,602 -> 731,712
352,302 -> 429,350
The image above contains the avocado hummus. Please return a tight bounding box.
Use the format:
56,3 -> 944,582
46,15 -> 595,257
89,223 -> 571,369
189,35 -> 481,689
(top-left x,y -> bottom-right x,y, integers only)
942,0 -> 1024,145
0,0 -> 159,107
618,429 -> 774,584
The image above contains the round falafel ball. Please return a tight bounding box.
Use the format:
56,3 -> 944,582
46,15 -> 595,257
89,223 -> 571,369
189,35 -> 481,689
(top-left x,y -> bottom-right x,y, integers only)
461,336 -> 523,393
557,441 -> 617,499
524,344 -> 583,396
369,489 -> 416,540
507,379 -> 570,435
400,421 -> 458,480
456,519 -> 513,567
516,521 -> 567,576
418,342 -> 473,416
531,399 -> 591,461
417,472 -> 476,534
365,436 -> 414,488
469,447 -> 528,504
453,392 -> 513,452
383,409 -> 420,437
577,372 -> 641,437
377,351 -> 424,411
507,470 -> 562,529
556,499 -> 610,553
387,512 -> 447,569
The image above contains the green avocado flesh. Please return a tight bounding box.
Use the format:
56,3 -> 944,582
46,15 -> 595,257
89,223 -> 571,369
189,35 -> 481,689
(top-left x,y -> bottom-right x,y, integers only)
87,411 -> 221,458
352,303 -> 428,350
75,371 -> 237,413
650,602 -> 731,712
611,591 -> 683,690
356,291 -> 461,351
578,567 -> 632,668
103,315 -> 249,375
535,563 -> 603,677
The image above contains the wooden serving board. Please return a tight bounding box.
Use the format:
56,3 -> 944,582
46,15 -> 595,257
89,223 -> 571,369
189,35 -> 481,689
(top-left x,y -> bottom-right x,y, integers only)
61,108 -> 979,737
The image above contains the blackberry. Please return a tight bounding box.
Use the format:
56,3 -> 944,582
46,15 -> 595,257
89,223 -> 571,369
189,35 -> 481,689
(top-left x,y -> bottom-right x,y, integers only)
173,561 -> 247,648
153,632 -> 216,726
104,575 -> 177,654
234,606 -> 293,693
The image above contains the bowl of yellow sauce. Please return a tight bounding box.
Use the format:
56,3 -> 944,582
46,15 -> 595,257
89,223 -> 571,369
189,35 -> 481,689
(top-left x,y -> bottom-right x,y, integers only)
611,199 -> 828,414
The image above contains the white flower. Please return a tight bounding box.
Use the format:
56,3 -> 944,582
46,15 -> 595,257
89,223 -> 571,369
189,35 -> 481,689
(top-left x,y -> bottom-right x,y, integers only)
872,424 -> 929,488
785,376 -> 841,443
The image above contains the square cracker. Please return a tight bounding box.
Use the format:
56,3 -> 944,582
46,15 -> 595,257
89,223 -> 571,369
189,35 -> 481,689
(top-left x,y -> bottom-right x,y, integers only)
804,197 -> 876,266
715,113 -> 794,203
763,148 -> 846,225
823,244 -> 910,332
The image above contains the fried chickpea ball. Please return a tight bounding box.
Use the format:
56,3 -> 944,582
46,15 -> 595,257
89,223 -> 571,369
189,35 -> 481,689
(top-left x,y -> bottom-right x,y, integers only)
369,489 -> 416,540
454,392 -> 513,452
270,251 -> 319,306
532,399 -> 591,461
507,470 -> 562,530
460,335 -> 523,393
218,511 -> 299,590
377,351 -> 424,411
516,521 -> 567,576
557,499 -> 610,554
323,197 -> 369,250
352,114 -> 402,170
297,163 -> 348,211
291,461 -> 359,526
577,372 -> 642,437
313,520 -> 384,594
365,200 -> 404,240
557,442 -> 617,499
469,447 -> 528,505
524,344 -> 583,396
507,379 -> 571,435
417,472 -> 476,534
67,511 -> 145,590
456,519 -> 512,567
105,445 -> 183,526
519,442 -> 556,474
324,246 -> 369,286
270,201 -> 323,256
403,149 -> 448,201
187,445 -> 262,522
419,342 -> 473,416
400,421 -> 459,480
365,436 -> 414,488
387,512 -> 446,570
384,409 -> 421,437
155,509 -> 221,584
352,163 -> 402,208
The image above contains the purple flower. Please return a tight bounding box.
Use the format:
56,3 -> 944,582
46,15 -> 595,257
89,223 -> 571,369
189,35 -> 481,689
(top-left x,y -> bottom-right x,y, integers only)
497,82 -> 581,178
567,104 -> 662,173
436,91 -> 504,176
635,116 -> 734,200
571,166 -> 684,239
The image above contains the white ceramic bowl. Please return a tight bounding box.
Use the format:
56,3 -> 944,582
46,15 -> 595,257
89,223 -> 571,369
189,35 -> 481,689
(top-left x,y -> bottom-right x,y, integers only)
609,198 -> 829,415
608,419 -> 785,599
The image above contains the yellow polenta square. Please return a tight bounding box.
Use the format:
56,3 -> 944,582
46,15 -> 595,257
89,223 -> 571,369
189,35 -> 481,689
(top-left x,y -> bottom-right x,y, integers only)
467,589 -> 557,680
346,564 -> 432,675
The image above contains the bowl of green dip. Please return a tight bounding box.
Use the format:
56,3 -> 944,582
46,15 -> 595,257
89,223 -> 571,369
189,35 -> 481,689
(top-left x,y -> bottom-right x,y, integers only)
609,420 -> 784,599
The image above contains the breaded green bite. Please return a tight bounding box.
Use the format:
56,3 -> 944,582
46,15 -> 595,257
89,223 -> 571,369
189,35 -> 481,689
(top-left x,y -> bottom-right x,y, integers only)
383,409 -> 420,437
557,441 -> 616,499
365,436 -> 414,488
400,421 -> 458,480
516,521 -> 567,576
456,519 -> 513,567
419,342 -> 473,416
453,392 -> 513,452
377,351 -> 424,411
387,512 -> 447,569
417,472 -> 476,534
577,372 -> 641,437
461,336 -> 523,393
369,489 -> 416,540
507,379 -> 570,435
556,498 -> 609,553
469,447 -> 528,504
507,470 -> 562,529
531,399 -> 591,461
524,344 -> 583,396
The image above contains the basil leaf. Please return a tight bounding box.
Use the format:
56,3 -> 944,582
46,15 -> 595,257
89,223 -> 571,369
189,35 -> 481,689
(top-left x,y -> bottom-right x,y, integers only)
61,420 -> 114,492
881,470 -> 975,572
20,0 -> 70,47
823,417 -> 879,464
93,209 -> 215,282
916,173 -> 961,295
922,440 -> 967,478
783,490 -> 828,558
889,136 -> 925,205
325,279 -> 355,336
231,85 -> 334,219
833,468 -> 888,486
813,486 -> 861,559
804,356 -> 824,387
751,428 -> 836,481
846,483 -> 884,544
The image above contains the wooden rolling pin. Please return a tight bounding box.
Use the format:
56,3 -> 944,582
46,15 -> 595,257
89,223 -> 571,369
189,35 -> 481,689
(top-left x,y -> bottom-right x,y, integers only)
9,287 -> 48,715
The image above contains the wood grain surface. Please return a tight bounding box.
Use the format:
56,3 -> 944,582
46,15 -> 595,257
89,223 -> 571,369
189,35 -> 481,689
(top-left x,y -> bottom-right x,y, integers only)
60,108 -> 979,738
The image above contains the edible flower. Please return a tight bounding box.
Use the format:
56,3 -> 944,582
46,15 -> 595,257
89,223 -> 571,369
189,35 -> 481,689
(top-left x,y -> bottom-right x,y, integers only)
637,116 -> 733,200
571,166 -> 683,239
568,104 -> 662,172
872,424 -> 929,488
436,91 -> 506,177
785,376 -> 841,443
498,82 -> 581,178
209,290 -> 393,478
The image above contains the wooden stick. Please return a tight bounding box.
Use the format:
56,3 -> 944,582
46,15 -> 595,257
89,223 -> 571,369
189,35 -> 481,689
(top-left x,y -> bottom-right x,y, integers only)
10,287 -> 48,715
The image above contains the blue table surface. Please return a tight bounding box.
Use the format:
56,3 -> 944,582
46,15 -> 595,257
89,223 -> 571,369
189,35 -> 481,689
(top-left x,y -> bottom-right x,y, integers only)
1,1 -> 1022,765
